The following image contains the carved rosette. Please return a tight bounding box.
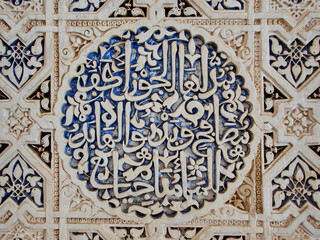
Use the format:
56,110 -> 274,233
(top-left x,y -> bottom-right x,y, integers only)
55,21 -> 259,223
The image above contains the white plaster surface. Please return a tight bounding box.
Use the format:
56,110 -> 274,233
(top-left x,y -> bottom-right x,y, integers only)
0,0 -> 319,239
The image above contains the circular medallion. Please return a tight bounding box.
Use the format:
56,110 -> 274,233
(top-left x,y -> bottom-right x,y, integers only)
56,21 -> 259,223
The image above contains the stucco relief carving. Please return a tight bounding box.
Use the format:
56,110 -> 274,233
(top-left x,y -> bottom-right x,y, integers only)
283,105 -> 314,139
0,0 -> 320,238
0,0 -> 43,22
0,154 -> 43,207
0,221 -> 44,240
56,21 -> 259,222
6,105 -> 33,138
270,0 -> 320,20
0,36 -> 44,89
269,35 -> 320,88
272,156 -> 320,211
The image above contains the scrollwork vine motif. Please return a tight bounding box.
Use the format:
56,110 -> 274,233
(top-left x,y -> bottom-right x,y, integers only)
69,0 -> 107,12
206,0 -> 244,10
0,0 -> 43,21
0,154 -> 43,207
269,0 -> 319,20
0,221 -> 44,240
269,35 -> 320,88
272,156 -> 320,210
0,37 -> 44,89
68,27 -> 104,59
219,29 -> 251,61
70,232 -> 103,240
61,179 -> 103,216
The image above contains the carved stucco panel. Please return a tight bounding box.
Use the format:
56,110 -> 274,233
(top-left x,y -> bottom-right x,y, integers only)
55,20 -> 260,223
0,0 -> 319,239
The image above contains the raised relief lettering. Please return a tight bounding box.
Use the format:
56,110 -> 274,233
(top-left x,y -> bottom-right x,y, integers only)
59,25 -> 255,220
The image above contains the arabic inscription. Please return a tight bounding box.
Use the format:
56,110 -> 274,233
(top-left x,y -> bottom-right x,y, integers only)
58,24 -> 256,221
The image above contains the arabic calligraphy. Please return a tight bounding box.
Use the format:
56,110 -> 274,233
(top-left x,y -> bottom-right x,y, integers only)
61,26 -> 253,218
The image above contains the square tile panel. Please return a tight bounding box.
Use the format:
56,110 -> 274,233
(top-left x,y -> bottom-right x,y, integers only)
0,0 -> 320,239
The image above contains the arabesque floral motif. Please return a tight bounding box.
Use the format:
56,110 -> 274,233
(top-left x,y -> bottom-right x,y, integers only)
0,0 -> 43,22
212,236 -> 246,240
0,37 -> 44,89
264,133 -> 288,169
0,0 -> 320,238
69,0 -> 107,12
112,227 -> 147,239
27,76 -> 51,113
28,132 -> 52,167
165,0 -> 199,17
0,154 -> 43,207
7,106 -> 33,139
283,106 -> 314,138
188,157 -> 207,178
272,156 -> 320,210
112,0 -> 146,17
205,0 -> 244,10
273,225 -> 317,240
269,35 -> 320,88
70,232 -> 103,239
263,79 -> 287,113
270,0 -> 320,20
0,221 -> 44,240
